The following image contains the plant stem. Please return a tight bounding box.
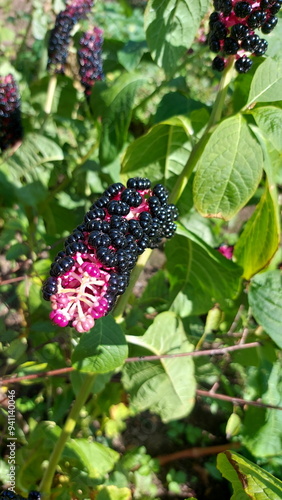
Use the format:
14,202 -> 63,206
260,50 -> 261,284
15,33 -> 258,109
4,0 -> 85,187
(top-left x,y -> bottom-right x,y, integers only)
169,57 -> 235,205
113,248 -> 152,322
44,74 -> 58,115
39,373 -> 96,498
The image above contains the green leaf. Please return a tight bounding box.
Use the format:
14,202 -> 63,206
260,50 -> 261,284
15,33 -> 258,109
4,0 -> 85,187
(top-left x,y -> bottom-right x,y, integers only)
252,106 -> 282,153
72,315 -> 128,373
122,311 -> 196,422
117,40 -> 148,71
246,58 -> 282,108
65,439 -> 119,479
217,450 -> 282,500
242,360 -> 282,458
144,0 -> 209,76
166,227 -> 242,316
248,270 -> 282,348
121,116 -> 192,190
7,133 -> 64,183
193,115 -> 263,220
96,485 -> 132,500
90,74 -> 144,165
234,186 -> 280,279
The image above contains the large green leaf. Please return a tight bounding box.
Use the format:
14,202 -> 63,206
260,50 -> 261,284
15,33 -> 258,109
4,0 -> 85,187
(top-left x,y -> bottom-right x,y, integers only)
121,116 -> 192,190
248,270 -> 282,348
72,315 -> 128,373
246,58 -> 282,108
166,227 -> 242,316
234,186 -> 280,279
217,451 -> 282,499
193,115 -> 263,220
252,106 -> 282,153
242,360 -> 282,458
144,0 -> 209,76
96,486 -> 132,500
65,439 -> 119,479
122,311 -> 196,422
7,133 -> 64,183
90,74 -> 144,165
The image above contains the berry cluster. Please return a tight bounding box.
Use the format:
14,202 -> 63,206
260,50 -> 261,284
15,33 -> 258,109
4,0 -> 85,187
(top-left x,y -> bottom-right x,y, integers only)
42,178 -> 178,333
208,0 -> 281,73
0,491 -> 40,500
47,0 -> 94,73
78,27 -> 104,95
0,74 -> 23,152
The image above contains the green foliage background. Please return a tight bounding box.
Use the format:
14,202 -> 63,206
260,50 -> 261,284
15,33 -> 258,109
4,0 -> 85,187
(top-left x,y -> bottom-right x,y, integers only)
0,0 -> 282,499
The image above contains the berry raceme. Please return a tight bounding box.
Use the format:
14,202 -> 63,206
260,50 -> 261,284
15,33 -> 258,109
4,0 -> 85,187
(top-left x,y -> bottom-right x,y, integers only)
78,27 -> 104,95
42,178 -> 178,333
0,74 -> 23,152
208,0 -> 281,73
0,491 -> 41,500
47,0 -> 94,73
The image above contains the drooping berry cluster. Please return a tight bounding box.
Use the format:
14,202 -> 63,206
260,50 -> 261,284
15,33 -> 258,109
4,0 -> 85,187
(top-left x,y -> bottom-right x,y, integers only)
0,74 -> 23,152
78,27 -> 104,95
208,0 -> 281,73
47,0 -> 94,73
42,178 -> 178,333
0,491 -> 41,500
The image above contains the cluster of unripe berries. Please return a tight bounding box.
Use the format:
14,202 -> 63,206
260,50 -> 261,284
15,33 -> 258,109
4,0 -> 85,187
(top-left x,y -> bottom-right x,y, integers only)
0,74 -> 23,152
78,27 -> 104,95
47,0 -> 94,74
208,0 -> 281,73
42,177 -> 178,333
0,491 -> 40,500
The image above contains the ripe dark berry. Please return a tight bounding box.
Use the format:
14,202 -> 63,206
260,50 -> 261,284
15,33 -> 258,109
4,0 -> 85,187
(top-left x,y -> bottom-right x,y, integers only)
107,200 -> 130,216
127,177 -> 151,190
121,188 -> 143,207
247,10 -> 267,28
96,247 -> 117,267
65,241 -> 87,255
212,56 -> 225,71
91,194 -> 110,209
234,2 -> 252,17
84,207 -> 106,222
104,182 -> 124,197
213,0 -> 232,15
261,16 -> 278,33
235,55 -> 253,73
231,23 -> 250,40
241,34 -> 260,52
28,493 -> 41,500
209,36 -> 221,53
86,220 -> 103,232
54,251 -> 66,261
110,216 -> 129,233
137,235 -> 150,254
0,492 -> 19,499
209,12 -> 220,28
128,219 -> 143,239
76,223 -> 86,232
212,21 -> 228,40
269,1 -> 282,14
88,231 -> 111,248
64,230 -> 84,246
109,230 -> 127,248
153,184 -> 169,204
223,37 -> 239,55
50,256 -> 74,277
253,38 -> 268,56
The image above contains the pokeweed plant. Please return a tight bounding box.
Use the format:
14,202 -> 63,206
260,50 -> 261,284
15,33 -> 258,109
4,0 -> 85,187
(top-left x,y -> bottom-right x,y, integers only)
0,0 -> 282,499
